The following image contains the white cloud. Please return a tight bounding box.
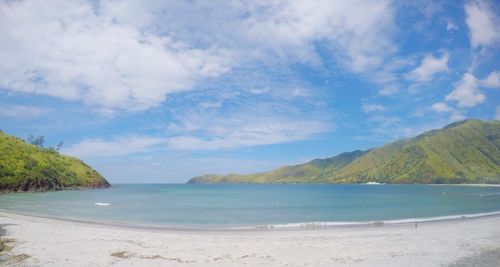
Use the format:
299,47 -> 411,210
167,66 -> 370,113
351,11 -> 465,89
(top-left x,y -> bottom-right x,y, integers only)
166,102 -> 332,150
445,73 -> 485,108
0,105 -> 49,118
430,102 -> 465,121
465,0 -> 500,49
65,115 -> 331,155
431,102 -> 453,113
62,136 -> 166,157
64,95 -> 333,155
481,71 -> 500,88
361,103 -> 386,113
0,1 -> 231,113
164,0 -> 393,72
412,109 -> 426,118
379,86 -> 399,96
253,0 -> 396,73
450,112 -> 466,121
363,115 -> 412,140
291,88 -> 310,97
446,20 -> 458,31
158,1 -> 397,73
167,119 -> 328,150
0,1 -> 398,114
363,114 -> 470,142
408,52 -> 449,82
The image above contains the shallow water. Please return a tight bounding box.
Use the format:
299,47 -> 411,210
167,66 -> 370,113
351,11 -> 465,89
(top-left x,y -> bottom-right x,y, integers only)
0,184 -> 499,228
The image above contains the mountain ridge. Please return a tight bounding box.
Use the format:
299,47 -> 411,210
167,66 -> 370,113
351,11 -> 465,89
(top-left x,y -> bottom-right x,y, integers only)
188,119 -> 500,184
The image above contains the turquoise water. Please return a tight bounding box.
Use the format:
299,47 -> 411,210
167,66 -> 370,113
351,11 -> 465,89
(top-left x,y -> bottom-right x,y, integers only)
0,184 -> 499,228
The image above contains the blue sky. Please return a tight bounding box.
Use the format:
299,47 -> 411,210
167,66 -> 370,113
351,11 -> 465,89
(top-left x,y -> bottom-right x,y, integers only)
0,0 -> 499,183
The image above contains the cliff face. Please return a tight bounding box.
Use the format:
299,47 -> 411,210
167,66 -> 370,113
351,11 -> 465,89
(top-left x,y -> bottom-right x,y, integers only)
0,131 -> 110,192
188,120 -> 500,184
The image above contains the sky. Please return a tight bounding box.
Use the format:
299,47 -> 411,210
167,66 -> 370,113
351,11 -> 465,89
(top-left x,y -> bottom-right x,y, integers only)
0,0 -> 499,183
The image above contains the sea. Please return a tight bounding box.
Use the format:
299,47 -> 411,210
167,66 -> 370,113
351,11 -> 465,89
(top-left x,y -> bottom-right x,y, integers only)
1,184 -> 499,229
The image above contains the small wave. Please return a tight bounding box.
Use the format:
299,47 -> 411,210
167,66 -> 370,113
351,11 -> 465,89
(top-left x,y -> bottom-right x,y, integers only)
232,210 -> 500,230
481,192 -> 500,196
365,182 -> 385,185
94,202 -> 111,206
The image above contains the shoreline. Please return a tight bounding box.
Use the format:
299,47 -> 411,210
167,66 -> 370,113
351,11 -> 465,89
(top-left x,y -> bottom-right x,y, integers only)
1,183 -> 499,195
184,182 -> 500,186
429,183 -> 500,187
0,185 -> 112,195
1,208 -> 500,266
1,208 -> 500,232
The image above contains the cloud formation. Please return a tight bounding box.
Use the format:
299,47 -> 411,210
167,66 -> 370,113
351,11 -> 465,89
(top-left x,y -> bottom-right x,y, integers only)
465,0 -> 499,49
0,105 -> 49,118
166,99 -> 332,150
63,94 -> 333,156
63,116 -> 330,156
408,53 -> 449,82
167,119 -> 329,150
379,86 -> 399,96
482,71 -> 500,88
431,102 -> 453,113
361,103 -> 386,113
62,136 -> 166,158
445,73 -> 485,108
0,0 -> 397,114
430,102 -> 465,121
0,1 -> 231,114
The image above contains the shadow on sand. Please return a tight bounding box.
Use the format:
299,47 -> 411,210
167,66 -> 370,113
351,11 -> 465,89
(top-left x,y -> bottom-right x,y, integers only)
0,221 -> 31,264
0,223 -> 15,237
447,249 -> 500,267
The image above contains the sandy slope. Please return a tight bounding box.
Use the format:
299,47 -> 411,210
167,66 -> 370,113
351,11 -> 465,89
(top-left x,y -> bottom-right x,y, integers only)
0,211 -> 499,266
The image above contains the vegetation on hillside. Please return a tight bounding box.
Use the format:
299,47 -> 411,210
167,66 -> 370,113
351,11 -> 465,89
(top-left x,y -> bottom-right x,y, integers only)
188,119 -> 500,184
188,150 -> 368,184
0,131 -> 110,192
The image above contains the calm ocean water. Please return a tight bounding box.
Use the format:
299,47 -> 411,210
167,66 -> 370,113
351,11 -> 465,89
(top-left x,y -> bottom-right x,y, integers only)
1,184 -> 499,228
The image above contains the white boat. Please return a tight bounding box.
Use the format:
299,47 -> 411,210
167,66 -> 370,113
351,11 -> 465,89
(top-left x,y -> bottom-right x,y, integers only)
94,202 -> 111,206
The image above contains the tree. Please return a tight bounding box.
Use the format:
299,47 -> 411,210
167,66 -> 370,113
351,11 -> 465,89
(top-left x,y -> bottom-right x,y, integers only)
27,134 -> 35,144
28,135 -> 45,147
34,136 -> 45,147
56,141 -> 64,151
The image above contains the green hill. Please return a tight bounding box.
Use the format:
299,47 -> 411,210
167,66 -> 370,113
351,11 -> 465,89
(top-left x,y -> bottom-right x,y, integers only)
188,119 -> 500,184
0,131 -> 110,192
188,150 -> 368,184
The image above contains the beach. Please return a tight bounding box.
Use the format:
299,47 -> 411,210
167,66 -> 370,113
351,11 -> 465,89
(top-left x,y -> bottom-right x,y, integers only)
1,211 -> 499,266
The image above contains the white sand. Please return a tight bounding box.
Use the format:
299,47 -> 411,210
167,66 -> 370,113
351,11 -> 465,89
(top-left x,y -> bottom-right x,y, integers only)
1,211 -> 500,266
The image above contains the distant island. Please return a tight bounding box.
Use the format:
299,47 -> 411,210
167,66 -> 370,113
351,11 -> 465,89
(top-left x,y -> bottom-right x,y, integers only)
188,119 -> 500,184
0,131 -> 110,192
